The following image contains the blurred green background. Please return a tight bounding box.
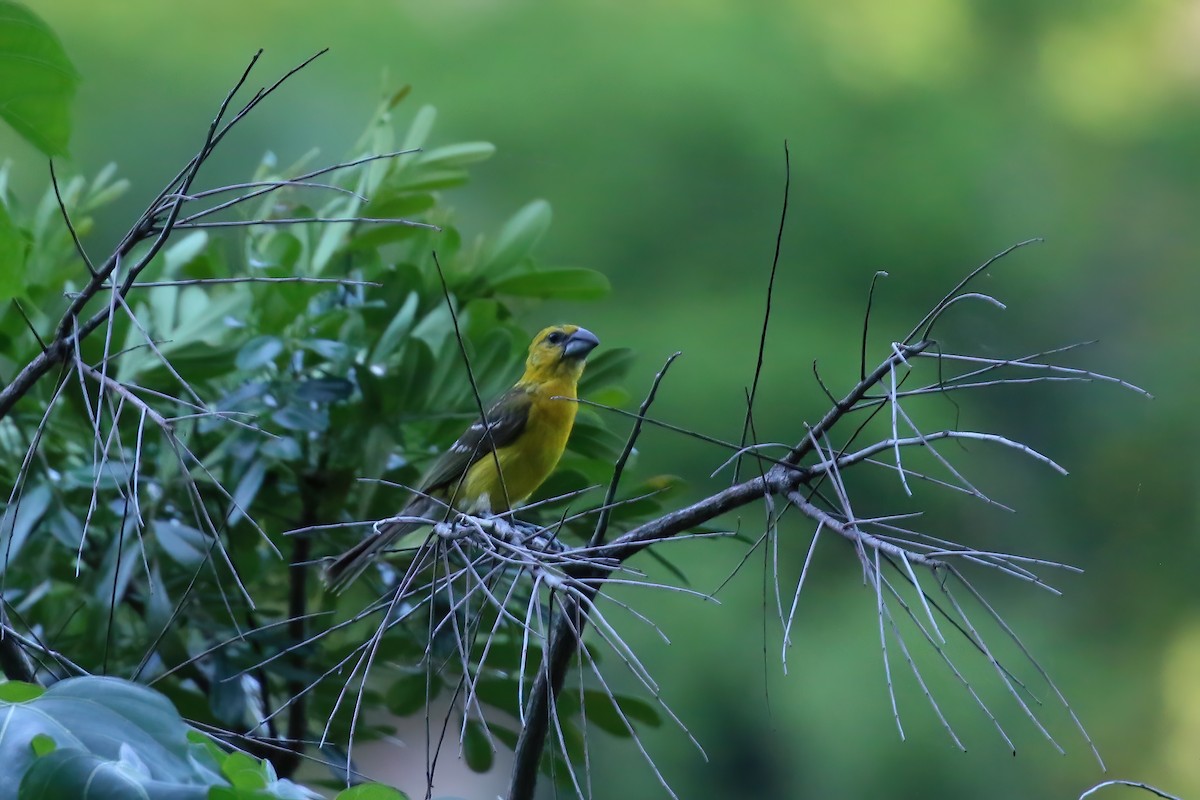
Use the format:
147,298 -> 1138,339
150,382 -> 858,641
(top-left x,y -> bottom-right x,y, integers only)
6,0 -> 1198,797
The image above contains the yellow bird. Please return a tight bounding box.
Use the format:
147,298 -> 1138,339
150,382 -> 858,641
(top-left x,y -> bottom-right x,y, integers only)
326,324 -> 600,589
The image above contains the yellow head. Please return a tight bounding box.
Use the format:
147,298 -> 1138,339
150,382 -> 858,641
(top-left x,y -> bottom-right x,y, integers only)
519,324 -> 600,385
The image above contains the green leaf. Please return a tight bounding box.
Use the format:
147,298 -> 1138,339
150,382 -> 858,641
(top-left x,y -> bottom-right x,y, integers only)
271,401 -> 329,433
384,671 -> 440,716
19,748 -> 192,800
28,734 -> 55,757
384,84 -> 411,110
360,192 -> 435,222
492,267 -> 610,301
389,336 -> 435,413
469,678 -> 522,719
0,681 -> 43,703
226,459 -> 266,526
153,519 -> 208,568
94,526 -> 142,605
578,347 -> 635,395
351,195 -> 435,249
390,168 -> 467,193
485,724 -> 517,751
588,385 -> 630,408
84,163 -> 129,211
294,378 -> 354,403
565,416 -> 623,460
312,198 -> 363,275
560,689 -> 662,739
371,291 -> 420,365
299,338 -> 352,362
464,327 -> 516,399
160,231 -> 208,276
117,284 -> 247,381
401,105 -> 437,155
217,381 -> 269,413
410,303 -> 455,355
0,483 -> 51,561
461,719 -> 493,773
0,676 -> 227,797
220,752 -> 267,791
235,336 -> 284,371
61,461 -> 131,492
0,1 -> 79,156
417,141 -> 495,169
252,232 -> 301,271
484,200 -> 551,275
261,435 -> 301,461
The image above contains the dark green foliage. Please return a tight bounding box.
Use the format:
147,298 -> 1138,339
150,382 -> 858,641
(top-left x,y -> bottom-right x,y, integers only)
0,1 -> 78,157
0,85 -> 659,796
0,677 -> 267,799
0,677 -> 408,799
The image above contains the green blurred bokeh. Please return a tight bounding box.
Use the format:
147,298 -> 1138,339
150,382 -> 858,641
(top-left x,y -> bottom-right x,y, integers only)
6,1 -> 1198,797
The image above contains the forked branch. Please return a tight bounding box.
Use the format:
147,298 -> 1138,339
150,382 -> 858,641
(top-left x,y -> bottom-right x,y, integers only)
502,239 -> 1145,800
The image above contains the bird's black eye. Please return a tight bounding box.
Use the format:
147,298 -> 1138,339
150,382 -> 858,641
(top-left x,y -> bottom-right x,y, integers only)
545,330 -> 566,345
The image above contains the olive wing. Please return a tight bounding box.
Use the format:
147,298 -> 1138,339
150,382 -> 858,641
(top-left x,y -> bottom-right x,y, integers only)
418,387 -> 532,495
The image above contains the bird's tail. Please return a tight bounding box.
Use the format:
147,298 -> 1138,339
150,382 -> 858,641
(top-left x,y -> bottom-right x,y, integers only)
324,511 -> 429,592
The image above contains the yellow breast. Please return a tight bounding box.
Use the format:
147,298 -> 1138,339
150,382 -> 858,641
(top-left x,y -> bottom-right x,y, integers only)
461,377 -> 578,513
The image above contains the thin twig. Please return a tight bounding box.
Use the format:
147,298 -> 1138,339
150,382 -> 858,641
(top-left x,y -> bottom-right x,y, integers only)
159,216 -> 439,231
49,160 -> 97,276
735,140 -> 789,483
1079,781 -> 1184,800
591,353 -> 680,548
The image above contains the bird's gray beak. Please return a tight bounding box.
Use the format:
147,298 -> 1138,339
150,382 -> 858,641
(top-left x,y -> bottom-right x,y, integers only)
563,327 -> 600,359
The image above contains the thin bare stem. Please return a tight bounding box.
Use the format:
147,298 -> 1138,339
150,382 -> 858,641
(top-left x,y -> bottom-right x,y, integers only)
1078,781 -> 1184,800
736,140 -> 789,483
